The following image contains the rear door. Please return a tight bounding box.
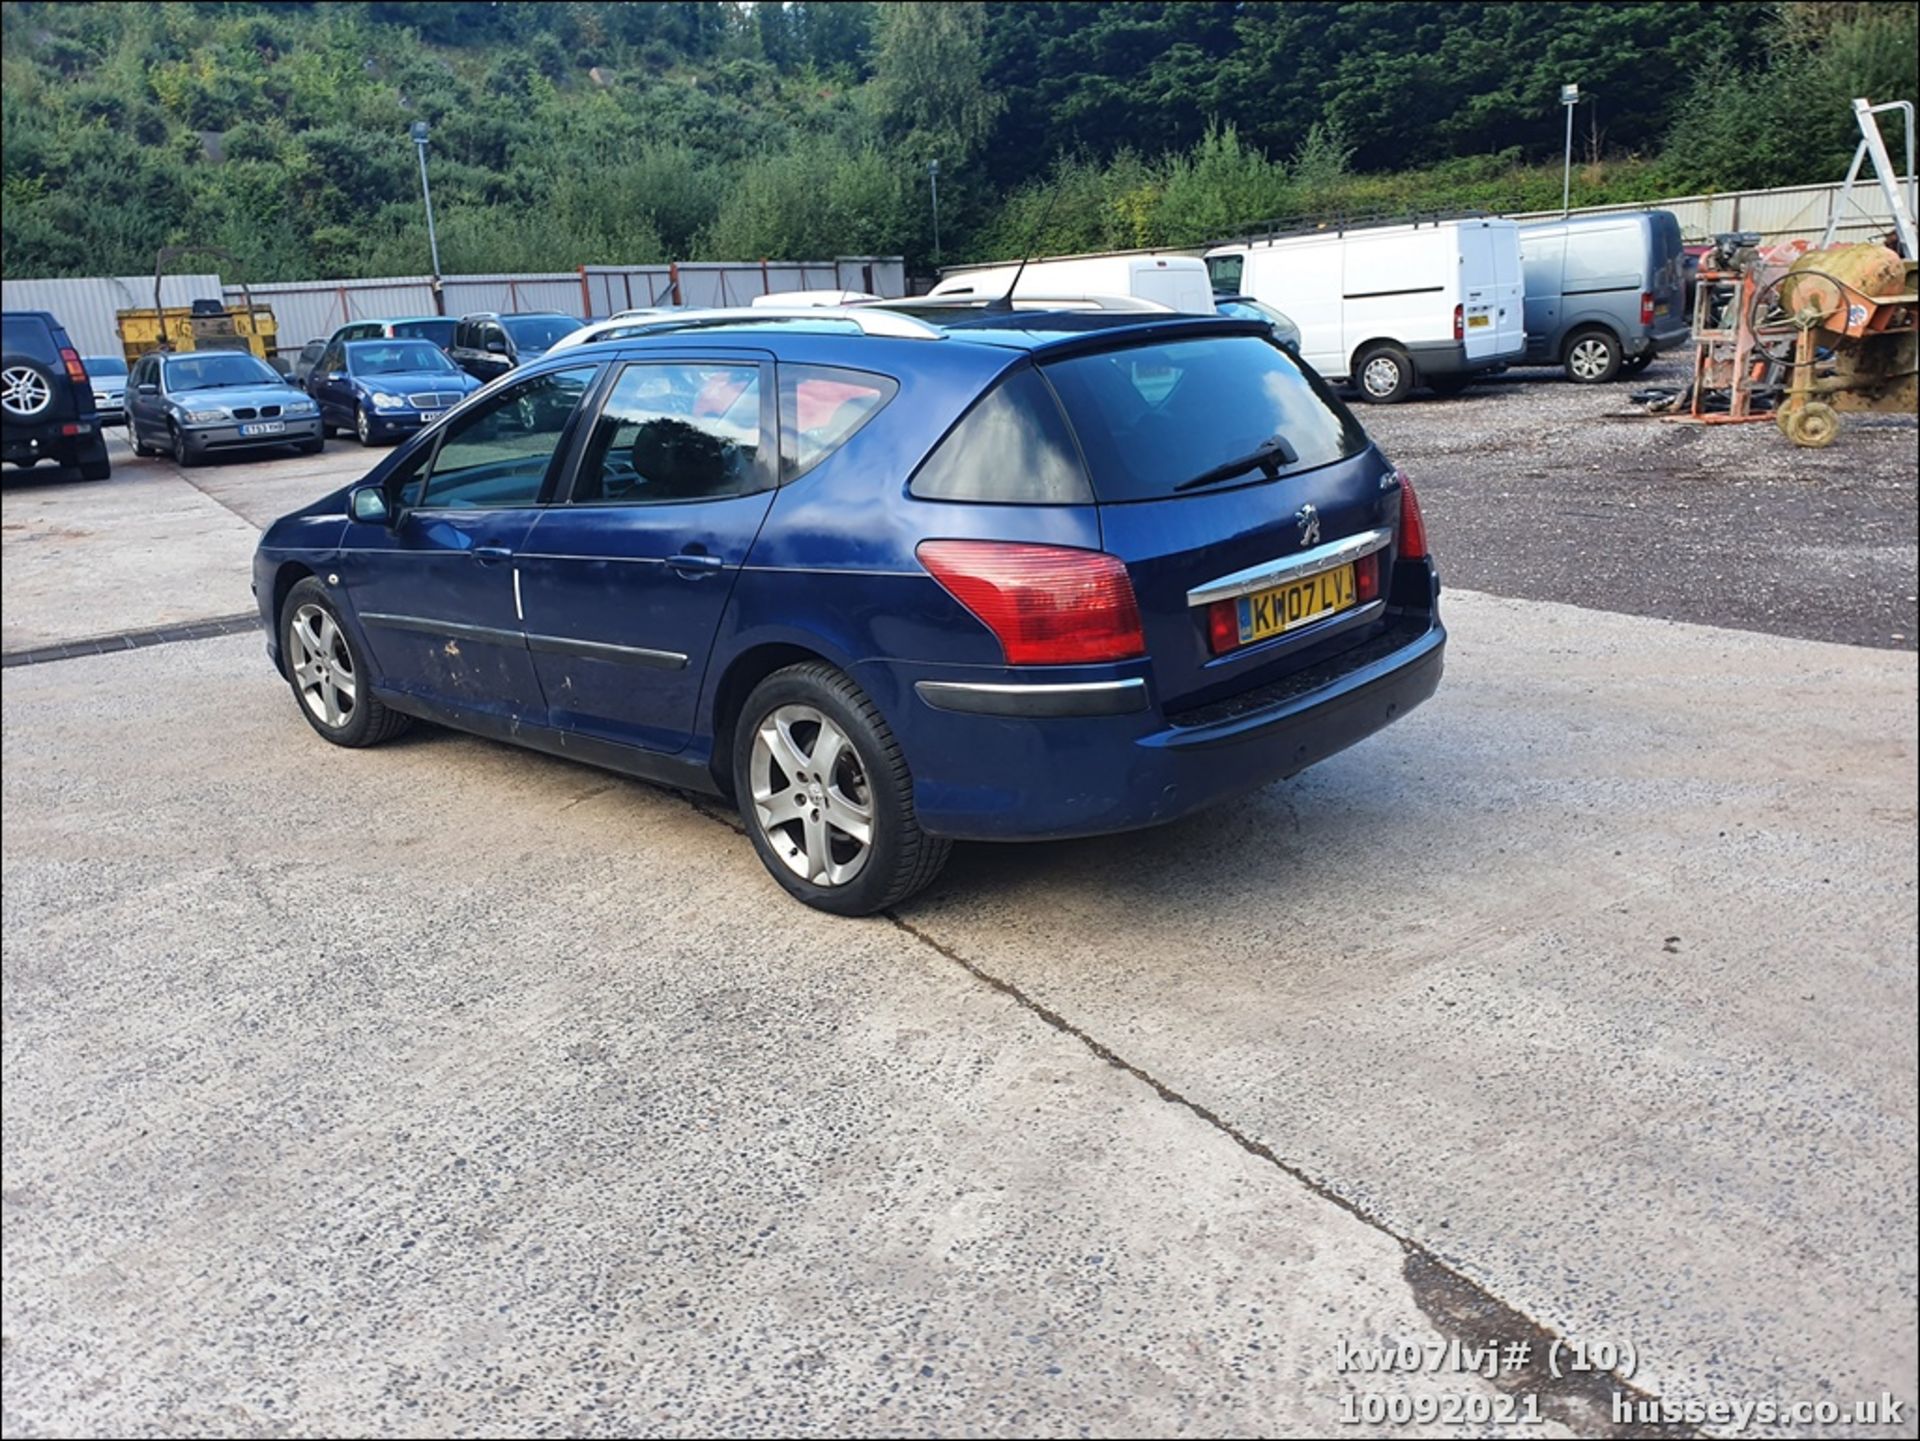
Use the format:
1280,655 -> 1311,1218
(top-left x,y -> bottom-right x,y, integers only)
1645,213 -> 1688,344
1455,224 -> 1501,362
1040,329 -> 1397,716
515,349 -> 779,753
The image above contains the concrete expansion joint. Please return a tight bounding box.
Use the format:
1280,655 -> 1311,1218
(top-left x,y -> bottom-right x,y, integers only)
881,910 -> 1700,1440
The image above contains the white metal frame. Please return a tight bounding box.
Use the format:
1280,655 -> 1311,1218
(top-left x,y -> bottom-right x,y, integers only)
1822,98 -> 1918,257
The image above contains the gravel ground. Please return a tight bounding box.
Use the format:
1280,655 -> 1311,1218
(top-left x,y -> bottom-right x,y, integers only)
1360,353 -> 1920,651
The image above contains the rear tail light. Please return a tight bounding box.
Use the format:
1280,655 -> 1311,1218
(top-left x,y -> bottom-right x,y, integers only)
1452,304 -> 1464,342
916,540 -> 1145,666
1396,469 -> 1429,560
1640,290 -> 1654,325
58,347 -> 88,384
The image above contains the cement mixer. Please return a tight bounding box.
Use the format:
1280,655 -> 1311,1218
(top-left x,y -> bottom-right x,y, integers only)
1748,242 -> 1918,446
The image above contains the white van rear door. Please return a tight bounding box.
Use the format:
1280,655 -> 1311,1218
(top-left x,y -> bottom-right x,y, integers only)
1457,224 -> 1499,361
1488,222 -> 1526,359
1130,259 -> 1213,314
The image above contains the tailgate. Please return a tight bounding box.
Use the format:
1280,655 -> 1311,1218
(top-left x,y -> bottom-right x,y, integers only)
1100,449 -> 1400,713
1039,330 -> 1402,715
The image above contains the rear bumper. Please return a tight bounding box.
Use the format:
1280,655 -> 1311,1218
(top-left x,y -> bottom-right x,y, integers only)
1407,339 -> 1523,378
1629,316 -> 1692,357
3,420 -> 107,468
863,590 -> 1446,842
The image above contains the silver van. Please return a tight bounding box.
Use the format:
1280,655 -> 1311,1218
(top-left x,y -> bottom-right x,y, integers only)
1517,211 -> 1688,382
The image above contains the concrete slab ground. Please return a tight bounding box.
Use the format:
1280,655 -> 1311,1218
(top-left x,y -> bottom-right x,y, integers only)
3,590 -> 1914,1436
2,382 -> 1915,1437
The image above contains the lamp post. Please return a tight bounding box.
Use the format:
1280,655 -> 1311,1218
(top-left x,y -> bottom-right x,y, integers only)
410,120 -> 445,314
929,158 -> 941,267
1560,84 -> 1580,218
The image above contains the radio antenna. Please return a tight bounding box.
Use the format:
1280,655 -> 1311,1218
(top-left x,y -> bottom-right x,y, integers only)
987,186 -> 1063,312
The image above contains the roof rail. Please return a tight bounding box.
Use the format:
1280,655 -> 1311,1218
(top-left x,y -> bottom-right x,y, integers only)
868,293 -> 1173,314
1212,207 -> 1498,249
585,306 -> 945,341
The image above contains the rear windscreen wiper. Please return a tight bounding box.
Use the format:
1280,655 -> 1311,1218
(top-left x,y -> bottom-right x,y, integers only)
1174,435 -> 1298,493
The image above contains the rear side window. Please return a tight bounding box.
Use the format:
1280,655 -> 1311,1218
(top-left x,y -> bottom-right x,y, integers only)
3,315 -> 59,364
909,366 -> 1092,505
781,365 -> 897,481
1042,335 -> 1367,503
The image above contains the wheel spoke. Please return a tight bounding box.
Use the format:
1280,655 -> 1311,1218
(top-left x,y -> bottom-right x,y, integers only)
320,677 -> 344,726
759,715 -> 811,783
808,720 -> 846,779
802,813 -> 831,883
318,612 -> 340,658
292,614 -> 324,658
756,791 -> 807,831
826,786 -> 871,844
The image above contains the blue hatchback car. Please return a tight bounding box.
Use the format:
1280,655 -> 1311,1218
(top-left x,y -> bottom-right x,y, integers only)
253,308 -> 1445,913
307,338 -> 480,446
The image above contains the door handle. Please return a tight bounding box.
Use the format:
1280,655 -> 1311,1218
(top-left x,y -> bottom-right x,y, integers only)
667,552 -> 725,577
473,546 -> 513,565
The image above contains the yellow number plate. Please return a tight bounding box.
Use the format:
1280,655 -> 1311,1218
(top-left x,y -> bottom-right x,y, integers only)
1467,313 -> 1492,328
1236,564 -> 1355,644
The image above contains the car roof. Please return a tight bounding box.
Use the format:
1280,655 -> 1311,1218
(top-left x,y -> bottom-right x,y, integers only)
344,337 -> 441,349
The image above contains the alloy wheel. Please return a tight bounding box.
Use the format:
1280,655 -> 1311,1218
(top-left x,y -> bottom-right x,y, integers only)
749,704 -> 873,887
287,602 -> 358,729
1,365 -> 52,418
1569,338 -> 1612,381
357,407 -> 372,444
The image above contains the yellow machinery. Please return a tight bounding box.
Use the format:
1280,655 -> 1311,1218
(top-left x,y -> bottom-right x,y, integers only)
115,245 -> 278,365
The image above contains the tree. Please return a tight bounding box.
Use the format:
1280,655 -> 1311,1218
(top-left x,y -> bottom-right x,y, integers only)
868,2 -> 1002,166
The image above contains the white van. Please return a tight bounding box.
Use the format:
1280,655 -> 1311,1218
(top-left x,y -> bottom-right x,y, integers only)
1205,219 -> 1526,402
929,252 -> 1214,313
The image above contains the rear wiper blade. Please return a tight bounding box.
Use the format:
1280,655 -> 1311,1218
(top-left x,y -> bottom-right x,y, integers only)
1174,435 -> 1298,493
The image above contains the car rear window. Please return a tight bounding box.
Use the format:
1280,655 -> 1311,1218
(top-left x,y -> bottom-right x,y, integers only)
909,365 -> 1092,505
1041,334 -> 1367,503
3,314 -> 60,364
392,319 -> 457,348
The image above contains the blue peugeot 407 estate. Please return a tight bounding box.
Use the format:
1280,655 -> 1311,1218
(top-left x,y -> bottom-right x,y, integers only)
252,307 -> 1445,914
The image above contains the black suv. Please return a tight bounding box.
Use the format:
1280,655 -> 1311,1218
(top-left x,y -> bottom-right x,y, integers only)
447,311 -> 579,383
2,311 -> 111,481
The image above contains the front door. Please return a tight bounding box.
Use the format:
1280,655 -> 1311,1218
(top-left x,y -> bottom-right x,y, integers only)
342,363 -> 602,722
516,355 -> 778,753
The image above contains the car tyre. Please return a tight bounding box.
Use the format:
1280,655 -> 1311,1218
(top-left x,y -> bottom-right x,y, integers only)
1426,373 -> 1473,396
79,457 -> 111,482
733,662 -> 949,916
1564,328 -> 1622,384
1619,352 -> 1655,377
131,427 -> 159,458
169,421 -> 203,468
280,577 -> 412,748
355,405 -> 376,446
1353,344 -> 1413,404
298,436 -> 325,455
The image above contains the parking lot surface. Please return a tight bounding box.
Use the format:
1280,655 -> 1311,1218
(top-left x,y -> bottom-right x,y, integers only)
4,387 -> 1916,1437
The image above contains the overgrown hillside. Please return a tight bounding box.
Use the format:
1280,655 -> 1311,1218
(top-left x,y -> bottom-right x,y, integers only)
1,1 -> 1912,282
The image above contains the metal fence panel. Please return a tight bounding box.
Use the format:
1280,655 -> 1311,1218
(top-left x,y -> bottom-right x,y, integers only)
20,256 -> 910,354
0,274 -> 224,357
1511,179 -> 1913,245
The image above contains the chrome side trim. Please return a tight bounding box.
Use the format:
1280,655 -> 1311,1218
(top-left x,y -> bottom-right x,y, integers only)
914,678 -> 1148,718
359,612 -> 524,647
1185,527 -> 1394,608
526,633 -> 687,670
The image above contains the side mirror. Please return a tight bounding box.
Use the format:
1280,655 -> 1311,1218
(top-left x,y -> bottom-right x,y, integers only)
326,370 -> 347,382
484,338 -> 507,355
137,382 -> 158,395
349,485 -> 391,526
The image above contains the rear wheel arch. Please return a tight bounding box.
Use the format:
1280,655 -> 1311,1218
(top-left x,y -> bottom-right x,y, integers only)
1347,337 -> 1406,380
707,641 -> 840,798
